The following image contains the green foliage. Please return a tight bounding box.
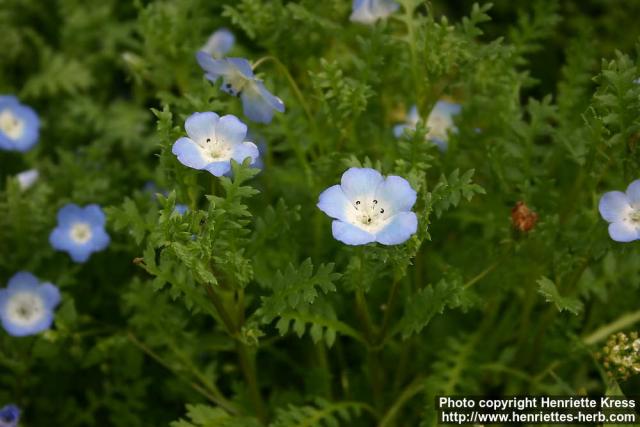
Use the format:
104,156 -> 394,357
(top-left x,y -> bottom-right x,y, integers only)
2,0 -> 640,426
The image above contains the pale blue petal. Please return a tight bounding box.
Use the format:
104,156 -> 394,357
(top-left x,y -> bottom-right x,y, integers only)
256,81 -> 285,112
374,175 -> 417,213
2,311 -> 54,337
231,141 -> 259,165
227,58 -> 254,78
393,124 -> 410,138
625,179 -> 640,206
350,0 -> 376,23
205,161 -> 232,177
90,228 -> 111,252
202,28 -> 234,58
39,283 -> 61,309
434,100 -> 461,116
407,105 -> 420,124
375,212 -> 418,245
196,52 -> 230,79
172,137 -> 210,170
241,85 -> 277,123
332,220 -> 376,245
608,222 -> 639,243
57,204 -> 83,226
340,168 -> 383,202
185,112 -> 219,142
7,272 -> 39,289
217,114 -> 247,145
599,191 -> 630,223
318,185 -> 352,222
430,137 -> 447,151
83,204 -> 106,227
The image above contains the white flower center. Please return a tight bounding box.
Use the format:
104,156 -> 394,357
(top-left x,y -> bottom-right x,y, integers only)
0,108 -> 25,139
200,136 -> 233,162
427,112 -> 449,140
345,197 -> 391,233
6,292 -> 46,327
223,72 -> 249,97
70,222 -> 92,244
627,209 -> 640,226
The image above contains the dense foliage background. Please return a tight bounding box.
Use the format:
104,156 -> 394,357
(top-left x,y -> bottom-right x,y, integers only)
1,0 -> 640,425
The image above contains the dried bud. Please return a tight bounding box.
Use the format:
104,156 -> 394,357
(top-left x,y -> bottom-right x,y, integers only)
511,201 -> 538,232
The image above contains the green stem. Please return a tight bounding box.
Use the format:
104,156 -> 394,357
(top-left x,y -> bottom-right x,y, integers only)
128,332 -> 238,414
378,278 -> 401,343
583,309 -> 640,345
237,341 -> 268,423
378,377 -> 424,427
205,284 -> 268,423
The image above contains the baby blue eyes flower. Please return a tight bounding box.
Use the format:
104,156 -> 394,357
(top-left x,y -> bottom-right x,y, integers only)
49,204 -> 111,263
350,0 -> 400,24
0,273 -> 60,337
200,28 -> 235,58
317,167 -> 418,246
195,55 -> 285,124
0,404 -> 20,427
172,112 -> 260,176
0,96 -> 40,152
16,169 -> 39,191
599,179 -> 640,242
394,101 -> 462,151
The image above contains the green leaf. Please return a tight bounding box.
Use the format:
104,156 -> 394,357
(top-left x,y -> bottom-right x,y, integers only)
537,276 -> 583,315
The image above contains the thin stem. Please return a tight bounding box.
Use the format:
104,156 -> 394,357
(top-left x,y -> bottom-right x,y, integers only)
128,332 -> 238,413
378,377 -> 424,427
205,285 -> 238,335
237,341 -> 268,423
379,278 -> 401,343
583,309 -> 640,345
463,262 -> 498,289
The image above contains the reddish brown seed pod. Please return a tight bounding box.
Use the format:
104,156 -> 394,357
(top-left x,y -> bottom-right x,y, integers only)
511,201 -> 538,232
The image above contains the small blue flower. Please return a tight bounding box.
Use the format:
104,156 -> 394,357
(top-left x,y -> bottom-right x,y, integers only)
200,28 -> 235,59
0,404 -> 20,427
0,96 -> 40,152
172,112 -> 260,176
350,0 -> 399,24
317,168 -> 418,245
49,204 -> 111,263
599,179 -> 640,242
394,101 -> 461,151
195,55 -> 285,123
0,273 -> 60,337
15,169 -> 39,191
174,204 -> 189,215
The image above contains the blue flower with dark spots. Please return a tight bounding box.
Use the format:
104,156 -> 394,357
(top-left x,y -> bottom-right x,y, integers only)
318,168 -> 418,245
172,112 -> 259,176
0,96 -> 40,152
49,204 -> 111,263
0,273 -> 60,337
196,55 -> 285,123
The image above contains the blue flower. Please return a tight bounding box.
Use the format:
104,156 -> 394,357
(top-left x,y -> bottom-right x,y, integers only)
200,28 -> 235,58
174,204 -> 189,215
15,169 -> 39,191
195,55 -> 285,123
0,273 -> 60,337
599,179 -> 640,242
317,168 -> 418,245
394,101 -> 461,151
49,204 -> 111,263
350,0 -> 399,24
172,112 -> 260,176
0,404 -> 20,427
0,96 -> 40,152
